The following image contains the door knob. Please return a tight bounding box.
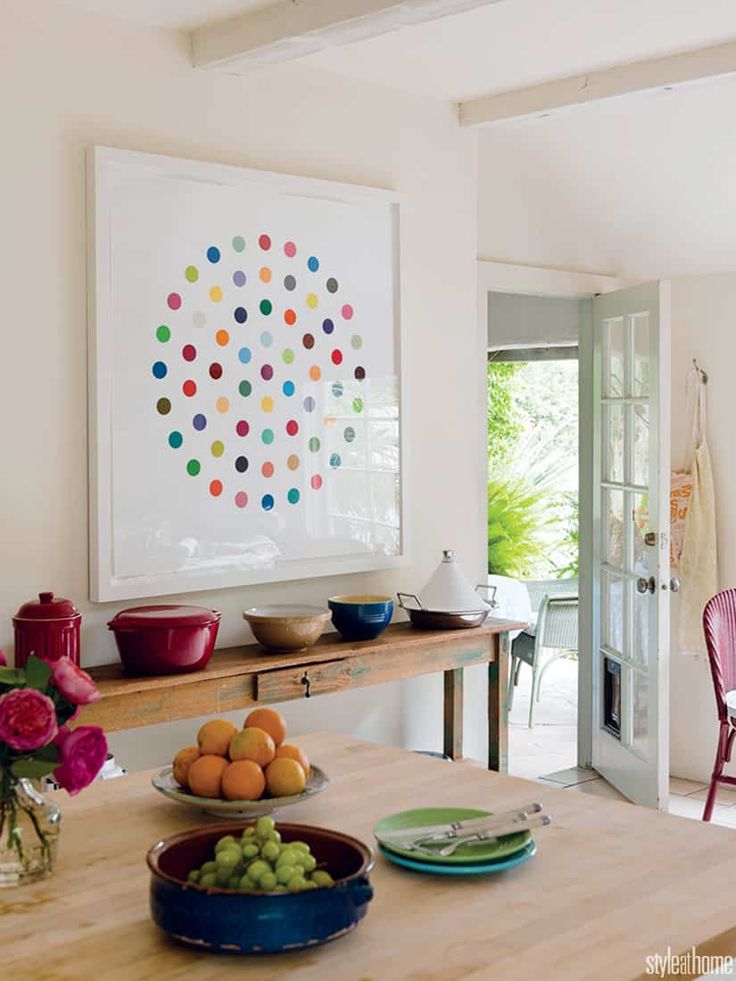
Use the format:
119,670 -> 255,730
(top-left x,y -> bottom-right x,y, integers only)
669,577 -> 681,593
636,576 -> 656,594
644,532 -> 657,547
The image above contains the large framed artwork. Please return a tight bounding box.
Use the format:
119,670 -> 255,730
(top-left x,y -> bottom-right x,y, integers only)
87,147 -> 404,601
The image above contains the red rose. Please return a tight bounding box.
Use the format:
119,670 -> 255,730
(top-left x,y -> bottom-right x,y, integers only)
0,688 -> 58,751
53,726 -> 107,796
49,658 -> 100,706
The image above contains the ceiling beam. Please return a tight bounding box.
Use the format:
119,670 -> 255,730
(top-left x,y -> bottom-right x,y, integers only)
460,39 -> 736,127
193,0 -> 506,71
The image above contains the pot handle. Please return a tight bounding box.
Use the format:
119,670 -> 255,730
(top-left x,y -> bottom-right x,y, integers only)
397,592 -> 423,611
349,875 -> 374,906
476,584 -> 498,608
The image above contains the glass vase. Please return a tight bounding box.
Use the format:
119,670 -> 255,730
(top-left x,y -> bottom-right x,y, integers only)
0,774 -> 61,887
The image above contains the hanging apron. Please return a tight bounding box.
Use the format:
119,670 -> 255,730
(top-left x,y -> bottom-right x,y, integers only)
676,368 -> 718,654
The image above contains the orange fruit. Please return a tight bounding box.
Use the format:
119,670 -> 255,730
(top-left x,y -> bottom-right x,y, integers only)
197,719 -> 238,757
221,760 -> 266,801
172,746 -> 200,788
187,754 -> 228,798
265,757 -> 306,798
275,743 -> 310,779
244,708 -> 287,747
229,726 -> 276,767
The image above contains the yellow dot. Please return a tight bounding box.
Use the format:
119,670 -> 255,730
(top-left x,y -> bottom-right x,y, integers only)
261,396 -> 274,413
309,365 -> 321,382
216,329 -> 229,346
306,292 -> 318,309
216,396 -> 230,413
287,454 -> 300,471
211,440 -> 224,457
259,266 -> 272,283
209,285 -> 223,303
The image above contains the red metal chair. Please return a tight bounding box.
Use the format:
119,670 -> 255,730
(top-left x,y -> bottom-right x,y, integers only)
702,589 -> 736,820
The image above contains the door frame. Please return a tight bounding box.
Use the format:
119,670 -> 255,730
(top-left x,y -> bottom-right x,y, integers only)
478,260 -> 631,769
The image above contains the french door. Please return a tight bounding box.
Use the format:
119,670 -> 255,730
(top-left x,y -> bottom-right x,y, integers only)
590,282 -> 671,809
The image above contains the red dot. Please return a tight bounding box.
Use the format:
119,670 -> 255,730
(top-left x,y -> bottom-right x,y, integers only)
209,479 -> 223,497
303,333 -> 315,350
182,379 -> 197,397
236,419 -> 249,437
182,344 -> 197,362
286,420 -> 299,436
341,304 -> 354,320
331,349 -> 343,365
167,292 -> 182,310
284,309 -> 297,326
259,234 -> 271,251
284,241 -> 297,258
261,461 -> 275,478
311,474 -> 323,490
209,362 -> 223,379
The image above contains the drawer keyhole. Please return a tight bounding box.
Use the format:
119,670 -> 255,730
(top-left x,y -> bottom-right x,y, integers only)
301,671 -> 311,698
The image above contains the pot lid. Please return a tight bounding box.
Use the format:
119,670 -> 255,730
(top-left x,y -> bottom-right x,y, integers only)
108,605 -> 221,629
14,592 -> 81,621
419,550 -> 489,614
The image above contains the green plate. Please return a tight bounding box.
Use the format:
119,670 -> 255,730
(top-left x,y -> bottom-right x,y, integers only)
373,807 -> 531,866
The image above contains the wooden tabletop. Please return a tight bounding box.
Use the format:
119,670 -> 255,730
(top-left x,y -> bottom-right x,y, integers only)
4,732 -> 735,980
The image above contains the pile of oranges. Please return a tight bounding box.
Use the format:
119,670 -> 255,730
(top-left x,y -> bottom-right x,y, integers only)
172,708 -> 310,801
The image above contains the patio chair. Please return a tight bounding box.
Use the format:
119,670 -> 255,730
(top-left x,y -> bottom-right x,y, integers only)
702,589 -> 736,821
509,578 -> 578,729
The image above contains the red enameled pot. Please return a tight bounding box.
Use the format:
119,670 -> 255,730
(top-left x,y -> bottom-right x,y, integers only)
107,605 -> 221,676
13,592 -> 82,668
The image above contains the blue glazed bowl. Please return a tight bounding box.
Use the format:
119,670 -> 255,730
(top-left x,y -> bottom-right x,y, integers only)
328,594 -> 394,641
147,821 -> 374,955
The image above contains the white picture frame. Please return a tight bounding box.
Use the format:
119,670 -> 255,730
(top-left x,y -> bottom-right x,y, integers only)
87,147 -> 405,602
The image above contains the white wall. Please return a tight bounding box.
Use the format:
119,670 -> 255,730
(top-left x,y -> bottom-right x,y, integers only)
0,1 -> 483,769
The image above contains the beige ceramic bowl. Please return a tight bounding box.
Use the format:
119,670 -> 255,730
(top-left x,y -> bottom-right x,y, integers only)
243,605 -> 331,652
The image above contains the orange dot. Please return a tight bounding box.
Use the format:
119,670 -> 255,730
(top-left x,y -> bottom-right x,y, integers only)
261,461 -> 275,478
216,396 -> 230,413
216,329 -> 230,346
284,309 -> 297,326
287,454 -> 299,471
259,267 -> 272,283
209,479 -> 223,497
183,379 -> 197,397
309,365 -> 321,382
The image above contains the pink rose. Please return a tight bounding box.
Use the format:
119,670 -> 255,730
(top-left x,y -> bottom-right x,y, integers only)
0,688 -> 58,751
49,658 -> 100,706
53,726 -> 107,796
0,650 -> 7,667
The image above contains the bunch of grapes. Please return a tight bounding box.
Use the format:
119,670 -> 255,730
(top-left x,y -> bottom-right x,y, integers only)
186,817 -> 336,893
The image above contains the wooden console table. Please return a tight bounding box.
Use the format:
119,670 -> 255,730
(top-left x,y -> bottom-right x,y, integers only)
82,620 -> 523,770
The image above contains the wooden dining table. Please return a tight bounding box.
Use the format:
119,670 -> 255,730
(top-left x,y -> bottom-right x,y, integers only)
4,731 -> 736,980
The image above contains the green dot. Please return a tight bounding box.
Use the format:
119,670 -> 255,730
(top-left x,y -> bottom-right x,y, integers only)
287,488 -> 300,504
239,380 -> 252,397
185,266 -> 199,283
211,440 -> 224,458
232,235 -> 245,253
352,398 -> 363,414
168,431 -> 182,449
186,459 -> 201,476
282,349 -> 295,365
156,324 -> 171,343
260,299 -> 273,316
156,397 -> 171,415
262,429 -> 274,445
308,437 -> 320,453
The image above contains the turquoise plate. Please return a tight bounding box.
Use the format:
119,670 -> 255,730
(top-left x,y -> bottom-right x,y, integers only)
378,839 -> 537,876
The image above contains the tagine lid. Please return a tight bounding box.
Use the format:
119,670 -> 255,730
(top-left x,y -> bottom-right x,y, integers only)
419,550 -> 489,613
108,605 -> 221,629
13,592 -> 81,622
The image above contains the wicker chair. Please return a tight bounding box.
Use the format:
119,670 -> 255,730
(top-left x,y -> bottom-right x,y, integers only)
509,578 -> 578,728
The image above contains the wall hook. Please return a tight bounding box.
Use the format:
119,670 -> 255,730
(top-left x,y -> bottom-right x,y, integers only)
693,358 -> 708,384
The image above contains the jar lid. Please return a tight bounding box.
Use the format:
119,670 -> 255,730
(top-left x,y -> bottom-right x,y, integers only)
107,605 -> 221,629
14,592 -> 81,621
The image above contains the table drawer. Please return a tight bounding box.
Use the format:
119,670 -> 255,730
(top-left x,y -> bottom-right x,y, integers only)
255,659 -> 352,703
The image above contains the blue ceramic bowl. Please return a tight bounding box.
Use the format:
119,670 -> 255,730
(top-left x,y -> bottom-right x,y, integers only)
147,821 -> 374,955
328,595 -> 394,641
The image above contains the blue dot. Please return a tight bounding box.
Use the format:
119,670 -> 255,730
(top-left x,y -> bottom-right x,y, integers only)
322,318 -> 334,334
192,414 -> 207,431
303,396 -> 316,413
168,431 -> 183,449
234,307 -> 247,324
282,380 -> 295,397
261,331 -> 273,347
287,488 -> 300,505
207,246 -> 221,263
262,494 -> 275,511
332,382 -> 344,398
238,347 -> 252,364
152,361 -> 167,379
307,256 -> 319,272
330,453 -> 342,469
233,270 -> 246,287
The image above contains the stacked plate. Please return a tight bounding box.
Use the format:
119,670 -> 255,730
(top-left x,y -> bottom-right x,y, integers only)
373,807 -> 537,877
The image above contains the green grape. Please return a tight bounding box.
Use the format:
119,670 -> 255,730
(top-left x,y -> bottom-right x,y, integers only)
215,835 -> 238,852
273,885 -> 288,893
264,830 -> 282,844
276,848 -> 298,867
215,849 -> 241,869
256,816 -> 276,838
242,826 -> 257,838
287,874 -> 307,893
199,872 -> 217,888
260,871 -> 277,891
260,841 -> 280,863
276,864 -> 296,885
311,870 -> 335,888
295,853 -> 317,873
242,843 -> 259,860
239,874 -> 256,891
291,842 -> 310,854
200,860 -> 217,875
247,860 -> 270,883
301,880 -> 318,890
186,869 -> 200,883
227,875 -> 240,889
215,867 -> 232,887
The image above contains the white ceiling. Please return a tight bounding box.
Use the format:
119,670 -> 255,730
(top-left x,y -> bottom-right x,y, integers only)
56,0 -> 277,31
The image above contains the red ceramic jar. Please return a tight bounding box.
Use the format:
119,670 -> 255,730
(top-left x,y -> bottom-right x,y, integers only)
13,592 -> 82,668
107,605 -> 221,676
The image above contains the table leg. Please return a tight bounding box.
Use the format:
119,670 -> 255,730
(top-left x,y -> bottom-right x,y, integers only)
443,668 -> 463,760
488,631 -> 510,772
